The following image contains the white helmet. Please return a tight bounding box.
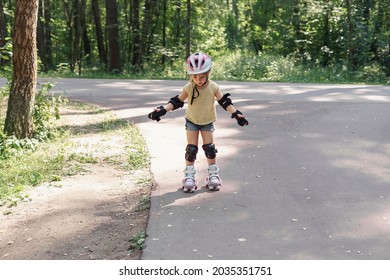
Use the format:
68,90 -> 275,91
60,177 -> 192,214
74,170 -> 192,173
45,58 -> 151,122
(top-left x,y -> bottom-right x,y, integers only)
186,52 -> 212,75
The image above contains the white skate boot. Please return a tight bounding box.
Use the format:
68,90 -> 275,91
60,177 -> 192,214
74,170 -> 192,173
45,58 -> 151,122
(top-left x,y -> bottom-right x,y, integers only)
182,165 -> 197,193
206,164 -> 222,191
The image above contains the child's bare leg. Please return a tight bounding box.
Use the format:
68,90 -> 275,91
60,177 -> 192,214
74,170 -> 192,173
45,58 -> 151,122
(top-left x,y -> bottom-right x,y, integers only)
182,130 -> 199,192
201,131 -> 221,190
201,131 -> 216,165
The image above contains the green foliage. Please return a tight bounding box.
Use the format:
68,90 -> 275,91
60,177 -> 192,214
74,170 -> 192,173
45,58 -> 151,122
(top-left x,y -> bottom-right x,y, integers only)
0,139 -> 70,205
0,136 -> 39,159
0,82 -> 69,205
0,38 -> 12,99
1,0 -> 384,83
33,82 -> 67,141
129,232 -> 147,250
0,82 -> 67,160
126,126 -> 149,170
209,52 -> 390,84
137,195 -> 151,212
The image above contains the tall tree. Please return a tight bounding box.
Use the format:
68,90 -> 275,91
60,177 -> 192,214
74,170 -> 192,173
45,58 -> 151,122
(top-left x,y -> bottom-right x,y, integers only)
161,0 -> 167,64
0,0 -> 8,67
321,0 -> 331,66
72,0 -> 81,75
132,0 -> 142,67
37,0 -> 52,72
345,0 -> 358,70
91,0 -> 107,67
106,0 -> 122,73
386,0 -> 390,76
80,0 -> 91,66
4,0 -> 39,139
141,0 -> 152,61
186,0 -> 191,58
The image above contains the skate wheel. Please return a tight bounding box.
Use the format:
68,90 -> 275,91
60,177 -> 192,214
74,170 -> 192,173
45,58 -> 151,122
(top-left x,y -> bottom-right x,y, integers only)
205,177 -> 221,191
183,186 -> 197,193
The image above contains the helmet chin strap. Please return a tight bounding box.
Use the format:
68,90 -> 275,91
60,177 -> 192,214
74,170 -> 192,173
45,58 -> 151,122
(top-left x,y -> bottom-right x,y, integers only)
191,84 -> 200,105
190,73 -> 209,104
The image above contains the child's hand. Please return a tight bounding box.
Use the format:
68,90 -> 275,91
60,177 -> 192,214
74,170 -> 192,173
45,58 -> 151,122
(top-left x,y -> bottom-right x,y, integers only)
231,110 -> 249,126
148,106 -> 167,122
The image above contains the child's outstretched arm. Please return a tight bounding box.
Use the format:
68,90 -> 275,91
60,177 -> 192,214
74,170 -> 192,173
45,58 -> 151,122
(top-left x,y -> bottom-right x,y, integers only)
216,90 -> 249,126
148,91 -> 188,122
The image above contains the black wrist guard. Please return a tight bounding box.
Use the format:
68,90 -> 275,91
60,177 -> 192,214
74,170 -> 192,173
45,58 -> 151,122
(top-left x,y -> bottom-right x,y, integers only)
231,110 -> 249,126
148,106 -> 167,122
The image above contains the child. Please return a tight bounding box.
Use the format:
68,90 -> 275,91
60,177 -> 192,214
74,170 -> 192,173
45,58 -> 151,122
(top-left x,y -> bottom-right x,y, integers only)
148,51 -> 248,192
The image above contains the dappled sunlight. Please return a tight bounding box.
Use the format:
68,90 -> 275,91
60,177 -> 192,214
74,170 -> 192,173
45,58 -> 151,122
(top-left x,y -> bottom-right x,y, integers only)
239,103 -> 269,111
220,82 -> 390,104
110,106 -> 151,119
309,94 -> 390,102
267,109 -> 299,116
300,132 -> 323,139
95,80 -> 183,94
307,87 -> 390,103
321,139 -> 390,183
336,206 -> 390,240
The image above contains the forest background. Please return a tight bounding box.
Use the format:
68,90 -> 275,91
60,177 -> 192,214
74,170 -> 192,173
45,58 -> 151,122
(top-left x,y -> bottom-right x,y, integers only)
1,0 -> 390,84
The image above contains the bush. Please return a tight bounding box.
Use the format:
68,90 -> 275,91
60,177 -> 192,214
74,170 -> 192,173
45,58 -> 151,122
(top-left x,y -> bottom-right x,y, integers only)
0,82 -> 67,159
208,51 -> 389,84
33,82 -> 67,141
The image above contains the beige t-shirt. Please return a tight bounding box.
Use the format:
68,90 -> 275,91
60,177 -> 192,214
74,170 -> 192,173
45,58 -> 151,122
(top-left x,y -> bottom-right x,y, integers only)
183,80 -> 219,125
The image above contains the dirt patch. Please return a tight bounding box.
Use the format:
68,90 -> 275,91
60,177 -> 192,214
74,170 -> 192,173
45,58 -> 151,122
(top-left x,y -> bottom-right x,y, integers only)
0,103 -> 152,260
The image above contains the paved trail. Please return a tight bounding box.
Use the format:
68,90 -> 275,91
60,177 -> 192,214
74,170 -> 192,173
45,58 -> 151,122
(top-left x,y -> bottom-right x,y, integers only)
5,78 -> 390,259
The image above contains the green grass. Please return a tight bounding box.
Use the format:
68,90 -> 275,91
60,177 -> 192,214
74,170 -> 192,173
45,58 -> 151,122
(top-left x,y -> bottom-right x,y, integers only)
126,126 -> 150,170
0,134 -> 71,207
0,101 -> 151,208
128,231 -> 147,251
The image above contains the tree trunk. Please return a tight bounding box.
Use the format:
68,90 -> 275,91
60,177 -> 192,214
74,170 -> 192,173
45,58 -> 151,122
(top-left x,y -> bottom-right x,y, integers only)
161,0 -> 167,65
37,0 -> 52,72
386,2 -> 390,76
141,0 -> 151,62
4,0 -> 39,139
132,0 -> 142,67
0,0 -> 9,67
72,0 -> 81,75
63,1 -> 74,72
186,0 -> 191,58
174,0 -> 181,50
80,0 -> 91,66
321,0 -> 331,66
106,0 -> 122,73
292,0 -> 305,61
345,0 -> 357,70
91,0 -> 107,67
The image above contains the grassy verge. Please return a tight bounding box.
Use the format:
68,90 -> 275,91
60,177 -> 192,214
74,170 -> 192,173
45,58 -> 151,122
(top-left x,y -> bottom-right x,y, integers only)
0,101 -> 150,209
0,133 -> 70,207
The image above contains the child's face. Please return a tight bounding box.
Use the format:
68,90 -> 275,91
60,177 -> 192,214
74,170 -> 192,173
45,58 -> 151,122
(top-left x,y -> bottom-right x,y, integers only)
192,73 -> 208,87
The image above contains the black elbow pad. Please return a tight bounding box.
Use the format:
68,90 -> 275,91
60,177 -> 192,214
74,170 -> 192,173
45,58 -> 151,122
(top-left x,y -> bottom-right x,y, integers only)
168,95 -> 184,110
218,93 -> 233,111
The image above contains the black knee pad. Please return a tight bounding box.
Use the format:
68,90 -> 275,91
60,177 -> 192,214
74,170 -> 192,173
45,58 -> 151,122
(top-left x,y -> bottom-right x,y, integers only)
185,144 -> 198,162
202,143 -> 217,159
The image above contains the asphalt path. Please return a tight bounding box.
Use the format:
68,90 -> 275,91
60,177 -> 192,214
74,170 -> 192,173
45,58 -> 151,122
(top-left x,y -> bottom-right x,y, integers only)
2,78 -> 390,259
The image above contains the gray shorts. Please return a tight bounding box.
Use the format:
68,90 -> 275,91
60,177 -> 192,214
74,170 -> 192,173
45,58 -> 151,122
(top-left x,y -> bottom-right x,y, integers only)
185,119 -> 215,132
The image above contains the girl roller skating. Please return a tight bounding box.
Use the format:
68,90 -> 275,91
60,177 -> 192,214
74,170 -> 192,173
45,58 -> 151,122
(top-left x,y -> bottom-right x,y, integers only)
148,52 -> 248,192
